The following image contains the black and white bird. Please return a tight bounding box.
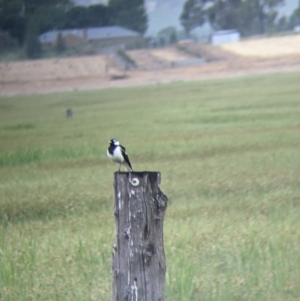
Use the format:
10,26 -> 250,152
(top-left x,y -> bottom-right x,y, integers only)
107,139 -> 133,172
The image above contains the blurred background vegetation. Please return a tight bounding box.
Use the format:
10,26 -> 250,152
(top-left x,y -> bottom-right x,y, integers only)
0,0 -> 300,60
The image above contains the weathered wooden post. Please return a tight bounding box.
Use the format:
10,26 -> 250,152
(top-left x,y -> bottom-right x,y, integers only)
112,172 -> 168,301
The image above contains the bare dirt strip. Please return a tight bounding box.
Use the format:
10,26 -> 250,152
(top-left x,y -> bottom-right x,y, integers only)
1,35 -> 300,97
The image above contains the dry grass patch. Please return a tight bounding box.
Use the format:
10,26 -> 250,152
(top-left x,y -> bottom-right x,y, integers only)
220,35 -> 300,57
0,55 -> 108,83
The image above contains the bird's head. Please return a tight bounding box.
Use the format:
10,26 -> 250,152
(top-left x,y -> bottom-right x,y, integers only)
109,139 -> 120,146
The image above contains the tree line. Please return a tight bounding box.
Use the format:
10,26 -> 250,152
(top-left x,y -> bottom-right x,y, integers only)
1,0 -> 300,59
0,0 -> 148,47
180,0 -> 300,36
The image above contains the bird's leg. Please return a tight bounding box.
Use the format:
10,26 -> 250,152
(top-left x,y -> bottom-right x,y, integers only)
118,164 -> 121,172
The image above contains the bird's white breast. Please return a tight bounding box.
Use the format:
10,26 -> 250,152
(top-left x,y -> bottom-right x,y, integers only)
107,147 -> 124,164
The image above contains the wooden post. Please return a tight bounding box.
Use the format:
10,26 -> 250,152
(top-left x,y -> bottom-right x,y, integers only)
112,172 -> 168,301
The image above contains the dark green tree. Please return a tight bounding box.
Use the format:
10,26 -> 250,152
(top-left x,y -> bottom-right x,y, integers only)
64,6 -> 89,29
158,26 -> 178,44
288,1 -> 300,29
170,31 -> 178,44
87,4 -> 111,27
0,0 -> 72,44
0,0 -> 71,16
0,31 -> 18,53
180,0 -> 208,33
33,6 -> 66,33
59,4 -> 111,29
180,0 -> 284,36
108,0 -> 148,34
276,16 -> 289,32
20,0 -> 72,14
24,20 -> 41,59
207,0 -> 241,30
253,0 -> 282,34
0,14 -> 26,45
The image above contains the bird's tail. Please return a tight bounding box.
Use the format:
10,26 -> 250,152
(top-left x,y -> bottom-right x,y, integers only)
123,162 -> 133,172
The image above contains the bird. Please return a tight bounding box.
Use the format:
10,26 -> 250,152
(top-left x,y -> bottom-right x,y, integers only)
107,139 -> 133,172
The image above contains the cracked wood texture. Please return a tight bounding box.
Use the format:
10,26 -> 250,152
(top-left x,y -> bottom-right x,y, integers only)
112,172 -> 168,301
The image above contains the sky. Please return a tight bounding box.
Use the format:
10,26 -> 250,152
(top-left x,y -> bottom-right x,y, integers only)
73,0 -> 299,35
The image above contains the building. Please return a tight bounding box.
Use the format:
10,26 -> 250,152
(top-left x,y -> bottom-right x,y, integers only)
39,26 -> 142,48
190,22 -> 214,43
294,25 -> 300,32
211,29 -> 240,45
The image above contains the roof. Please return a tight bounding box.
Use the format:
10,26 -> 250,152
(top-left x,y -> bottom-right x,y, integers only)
212,29 -> 239,36
87,26 -> 140,40
39,29 -> 83,43
39,26 -> 141,43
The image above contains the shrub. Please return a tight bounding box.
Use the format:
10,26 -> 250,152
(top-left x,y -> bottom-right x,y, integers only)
170,31 -> 178,44
0,31 -> 18,53
117,49 -> 136,69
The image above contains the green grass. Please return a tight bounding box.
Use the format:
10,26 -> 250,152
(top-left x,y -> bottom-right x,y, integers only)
1,72 -> 300,301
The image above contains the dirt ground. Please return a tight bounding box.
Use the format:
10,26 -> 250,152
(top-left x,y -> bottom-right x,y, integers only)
1,35 -> 300,97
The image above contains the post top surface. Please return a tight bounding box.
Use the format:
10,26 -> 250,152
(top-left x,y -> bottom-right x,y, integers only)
114,171 -> 162,185
114,171 -> 160,174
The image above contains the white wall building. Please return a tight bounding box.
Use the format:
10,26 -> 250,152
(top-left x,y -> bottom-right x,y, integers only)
211,29 -> 240,45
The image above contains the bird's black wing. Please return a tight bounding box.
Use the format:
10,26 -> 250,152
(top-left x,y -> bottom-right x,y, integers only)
120,145 -> 133,171
120,145 -> 126,153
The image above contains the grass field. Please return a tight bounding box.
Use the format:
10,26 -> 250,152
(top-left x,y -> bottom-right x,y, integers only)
1,72 -> 300,301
